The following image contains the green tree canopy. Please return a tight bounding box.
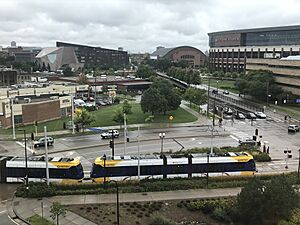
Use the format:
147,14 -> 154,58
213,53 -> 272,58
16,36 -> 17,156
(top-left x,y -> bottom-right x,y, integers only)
112,107 -> 125,127
122,99 -> 132,114
50,202 -> 66,225
136,64 -> 156,78
235,70 -> 284,101
74,108 -> 95,132
141,79 -> 181,115
237,175 -> 299,225
184,87 -> 207,111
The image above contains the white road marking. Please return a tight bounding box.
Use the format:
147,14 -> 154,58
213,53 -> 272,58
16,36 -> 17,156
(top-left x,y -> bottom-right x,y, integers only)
229,135 -> 239,142
16,141 -> 36,154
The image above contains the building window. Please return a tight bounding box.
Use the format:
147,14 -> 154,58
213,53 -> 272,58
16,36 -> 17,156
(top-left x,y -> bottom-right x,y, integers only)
14,115 -> 23,124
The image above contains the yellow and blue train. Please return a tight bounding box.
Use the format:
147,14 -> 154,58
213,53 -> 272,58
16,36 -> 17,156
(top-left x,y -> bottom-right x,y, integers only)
0,156 -> 84,183
0,152 -> 256,183
90,152 -> 256,183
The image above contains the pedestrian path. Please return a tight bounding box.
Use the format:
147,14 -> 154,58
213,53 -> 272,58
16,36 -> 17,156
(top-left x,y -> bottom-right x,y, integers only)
10,187 -> 242,225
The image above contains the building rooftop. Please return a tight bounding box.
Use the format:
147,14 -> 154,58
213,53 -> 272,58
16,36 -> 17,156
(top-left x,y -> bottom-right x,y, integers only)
151,47 -> 174,57
208,24 -> 300,36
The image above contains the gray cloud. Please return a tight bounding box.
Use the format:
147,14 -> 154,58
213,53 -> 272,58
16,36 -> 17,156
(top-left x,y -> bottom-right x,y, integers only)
0,0 -> 300,53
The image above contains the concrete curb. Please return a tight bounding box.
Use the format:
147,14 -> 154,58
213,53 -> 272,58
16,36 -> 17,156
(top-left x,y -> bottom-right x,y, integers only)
7,193 -> 30,225
34,132 -> 230,156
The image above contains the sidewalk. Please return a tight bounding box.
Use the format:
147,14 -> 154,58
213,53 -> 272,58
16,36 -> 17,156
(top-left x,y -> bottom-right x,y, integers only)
9,187 -> 241,225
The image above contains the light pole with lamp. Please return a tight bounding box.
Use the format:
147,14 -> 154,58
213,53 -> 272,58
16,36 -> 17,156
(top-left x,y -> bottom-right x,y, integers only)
103,154 -> 107,189
159,133 -> 165,155
10,98 -> 16,140
109,180 -> 120,225
18,129 -> 29,189
298,149 -> 300,180
284,149 -> 292,169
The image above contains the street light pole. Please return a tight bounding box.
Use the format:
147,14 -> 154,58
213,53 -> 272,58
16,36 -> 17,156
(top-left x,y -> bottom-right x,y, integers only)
159,133 -> 165,155
207,78 -> 211,117
103,154 -> 106,189
297,149 -> 300,180
44,126 -> 49,186
19,129 -> 28,189
71,94 -> 75,134
11,98 -> 16,140
109,180 -> 120,225
137,126 -> 140,180
124,113 -> 127,155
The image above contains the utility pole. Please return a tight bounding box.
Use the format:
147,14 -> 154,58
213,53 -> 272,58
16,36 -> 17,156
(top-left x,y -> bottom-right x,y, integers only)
44,126 -> 49,186
71,94 -> 75,134
210,126 -> 214,154
11,98 -> 16,140
137,126 -> 140,180
266,81 -> 270,106
298,149 -> 300,181
124,113 -> 127,155
111,130 -> 115,157
207,78 -> 211,117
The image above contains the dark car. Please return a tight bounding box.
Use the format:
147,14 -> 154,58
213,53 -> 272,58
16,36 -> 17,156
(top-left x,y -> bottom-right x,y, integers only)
223,90 -> 229,95
34,137 -> 54,148
212,89 -> 218,94
246,112 -> 257,120
235,112 -> 246,120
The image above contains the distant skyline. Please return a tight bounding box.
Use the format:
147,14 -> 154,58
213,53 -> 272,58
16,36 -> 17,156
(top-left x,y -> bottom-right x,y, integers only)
1,0 -> 300,53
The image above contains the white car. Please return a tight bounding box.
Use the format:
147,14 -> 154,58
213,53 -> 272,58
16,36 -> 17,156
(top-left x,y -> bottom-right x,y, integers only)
101,130 -> 119,139
255,112 -> 267,119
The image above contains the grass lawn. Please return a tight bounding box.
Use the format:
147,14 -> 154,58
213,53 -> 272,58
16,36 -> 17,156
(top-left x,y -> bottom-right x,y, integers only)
272,104 -> 300,118
28,215 -> 54,225
202,79 -> 239,94
0,103 -> 197,135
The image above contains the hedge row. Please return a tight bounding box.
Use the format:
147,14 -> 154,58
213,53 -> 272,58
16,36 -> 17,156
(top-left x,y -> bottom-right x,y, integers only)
16,172 -> 298,198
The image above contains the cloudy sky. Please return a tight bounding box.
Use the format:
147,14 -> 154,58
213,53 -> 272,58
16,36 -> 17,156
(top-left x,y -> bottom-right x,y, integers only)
1,0 -> 300,53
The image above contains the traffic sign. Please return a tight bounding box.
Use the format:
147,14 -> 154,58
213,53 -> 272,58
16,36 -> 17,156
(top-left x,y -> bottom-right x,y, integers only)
169,115 -> 174,121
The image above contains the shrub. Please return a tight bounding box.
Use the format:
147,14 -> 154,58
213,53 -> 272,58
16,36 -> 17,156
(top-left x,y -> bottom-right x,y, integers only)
211,207 -> 232,223
253,152 -> 271,162
150,215 -> 177,225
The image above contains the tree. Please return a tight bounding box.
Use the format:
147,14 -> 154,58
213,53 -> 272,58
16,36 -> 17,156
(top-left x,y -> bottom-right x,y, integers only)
122,99 -> 132,114
76,75 -> 89,85
63,66 -> 74,76
237,175 -> 299,225
112,107 -> 125,127
136,65 -> 155,78
141,87 -> 167,115
74,108 -> 95,132
184,87 -> 207,112
50,202 -> 66,225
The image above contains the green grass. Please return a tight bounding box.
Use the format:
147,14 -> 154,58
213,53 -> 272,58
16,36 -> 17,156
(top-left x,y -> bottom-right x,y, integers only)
0,103 -> 197,135
202,79 -> 239,94
272,105 -> 300,118
28,215 -> 54,225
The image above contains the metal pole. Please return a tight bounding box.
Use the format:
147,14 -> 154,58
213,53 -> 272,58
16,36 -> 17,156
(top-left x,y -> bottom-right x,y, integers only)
124,113 -> 127,155
207,78 -> 210,117
297,149 -> 300,181
103,155 -> 106,189
138,126 -> 140,180
44,126 -> 49,186
11,98 -> 16,140
212,98 -> 216,126
210,127 -> 214,154
266,81 -> 269,106
94,76 -> 97,99
24,130 -> 28,189
111,130 -> 115,157
116,182 -> 120,225
71,95 -> 75,134
206,153 -> 209,187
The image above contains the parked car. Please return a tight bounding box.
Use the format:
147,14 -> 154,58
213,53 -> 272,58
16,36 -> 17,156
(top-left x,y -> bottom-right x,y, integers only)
34,137 -> 54,148
235,112 -> 246,120
255,111 -> 267,119
239,138 -> 256,147
223,90 -> 229,95
101,130 -> 120,139
95,99 -> 107,106
288,125 -> 300,132
246,112 -> 257,120
212,89 -> 218,94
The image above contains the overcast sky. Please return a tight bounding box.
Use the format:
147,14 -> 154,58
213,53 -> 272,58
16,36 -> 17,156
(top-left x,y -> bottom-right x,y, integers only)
1,0 -> 300,53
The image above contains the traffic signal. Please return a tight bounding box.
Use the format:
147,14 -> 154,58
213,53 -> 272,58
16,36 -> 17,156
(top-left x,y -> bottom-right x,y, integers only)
35,121 -> 38,126
31,132 -> 34,141
127,137 -> 129,142
255,129 -> 258,136
109,140 -> 114,148
253,136 -> 257,141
